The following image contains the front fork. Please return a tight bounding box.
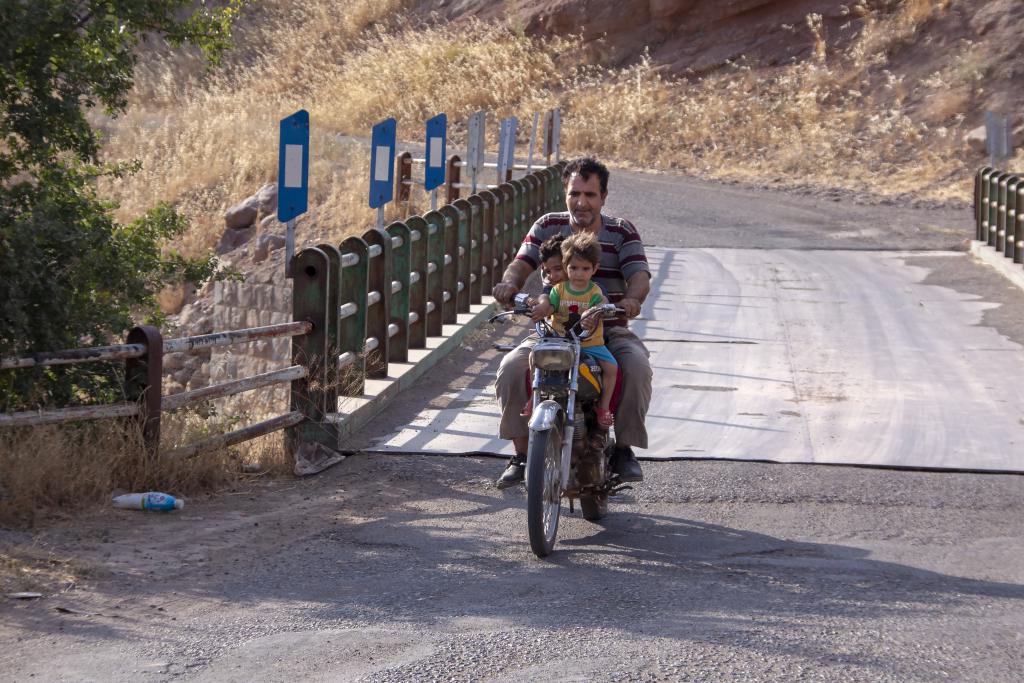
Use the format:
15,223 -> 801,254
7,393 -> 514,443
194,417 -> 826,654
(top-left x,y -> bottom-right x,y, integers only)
526,367 -> 578,490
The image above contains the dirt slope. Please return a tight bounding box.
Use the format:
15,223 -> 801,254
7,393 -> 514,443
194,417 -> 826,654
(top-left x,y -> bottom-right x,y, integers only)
432,0 -> 1024,131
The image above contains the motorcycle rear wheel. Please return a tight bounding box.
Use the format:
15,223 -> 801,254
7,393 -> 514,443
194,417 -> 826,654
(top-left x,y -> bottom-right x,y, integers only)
526,426 -> 563,557
579,492 -> 608,521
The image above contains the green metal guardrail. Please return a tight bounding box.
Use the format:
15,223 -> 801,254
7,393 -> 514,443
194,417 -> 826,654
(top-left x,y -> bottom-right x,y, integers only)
976,166 -> 1023,264
288,162 -> 566,453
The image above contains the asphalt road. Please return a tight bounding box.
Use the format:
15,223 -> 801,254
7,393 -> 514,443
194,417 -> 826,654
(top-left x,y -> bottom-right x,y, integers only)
3,170 -> 1024,682
607,169 -> 970,251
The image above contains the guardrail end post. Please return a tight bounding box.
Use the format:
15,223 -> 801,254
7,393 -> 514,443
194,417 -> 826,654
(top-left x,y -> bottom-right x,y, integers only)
125,325 -> 163,460
288,248 -> 339,460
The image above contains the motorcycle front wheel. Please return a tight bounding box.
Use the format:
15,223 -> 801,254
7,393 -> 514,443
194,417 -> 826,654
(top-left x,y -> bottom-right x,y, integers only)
526,426 -> 563,557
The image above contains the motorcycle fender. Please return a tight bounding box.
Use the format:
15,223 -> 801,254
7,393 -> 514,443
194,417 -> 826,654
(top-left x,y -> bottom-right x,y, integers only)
528,400 -> 562,431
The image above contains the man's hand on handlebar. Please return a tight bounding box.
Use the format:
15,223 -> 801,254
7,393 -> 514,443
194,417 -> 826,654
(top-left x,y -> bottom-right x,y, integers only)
492,282 -> 520,307
618,297 -> 643,318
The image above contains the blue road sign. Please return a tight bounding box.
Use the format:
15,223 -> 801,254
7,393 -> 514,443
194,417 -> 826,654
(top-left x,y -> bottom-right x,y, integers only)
277,110 -> 310,223
424,114 -> 447,191
370,118 -> 397,209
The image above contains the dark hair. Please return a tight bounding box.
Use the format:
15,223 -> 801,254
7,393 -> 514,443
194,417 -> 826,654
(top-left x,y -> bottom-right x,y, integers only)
539,234 -> 566,262
560,232 -> 601,267
562,156 -> 609,195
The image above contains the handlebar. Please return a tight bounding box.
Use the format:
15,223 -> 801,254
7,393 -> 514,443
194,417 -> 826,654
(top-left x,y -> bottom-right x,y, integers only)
489,300 -> 626,343
573,304 -> 625,341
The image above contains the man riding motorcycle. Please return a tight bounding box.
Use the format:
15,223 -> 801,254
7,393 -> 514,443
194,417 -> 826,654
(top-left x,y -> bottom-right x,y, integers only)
491,156 -> 653,489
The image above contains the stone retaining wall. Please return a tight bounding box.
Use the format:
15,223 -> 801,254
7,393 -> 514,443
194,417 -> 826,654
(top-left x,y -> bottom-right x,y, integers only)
208,279 -> 293,417
162,274 -> 294,419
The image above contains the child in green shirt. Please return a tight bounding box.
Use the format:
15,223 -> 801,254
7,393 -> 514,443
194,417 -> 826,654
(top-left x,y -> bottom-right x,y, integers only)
530,232 -> 618,429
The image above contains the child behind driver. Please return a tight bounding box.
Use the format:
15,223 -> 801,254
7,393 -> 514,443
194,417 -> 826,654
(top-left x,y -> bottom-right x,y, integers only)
529,232 -> 617,429
526,233 -> 566,306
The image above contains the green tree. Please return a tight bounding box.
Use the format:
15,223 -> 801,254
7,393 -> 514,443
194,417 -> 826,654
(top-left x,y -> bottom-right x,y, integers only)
0,1 -> 244,410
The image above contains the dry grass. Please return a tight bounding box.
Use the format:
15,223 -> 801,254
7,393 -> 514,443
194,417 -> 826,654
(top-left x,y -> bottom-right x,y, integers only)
0,409 -> 274,528
98,0 -> 974,265
564,0 -> 970,201
0,548 -> 84,594
97,12 -> 580,257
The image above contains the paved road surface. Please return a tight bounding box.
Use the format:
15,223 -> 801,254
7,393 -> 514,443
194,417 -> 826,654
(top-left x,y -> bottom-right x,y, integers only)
3,170 -> 1024,682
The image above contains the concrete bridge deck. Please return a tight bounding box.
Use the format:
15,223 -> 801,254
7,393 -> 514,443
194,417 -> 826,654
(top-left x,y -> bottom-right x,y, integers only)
370,247 -> 1024,472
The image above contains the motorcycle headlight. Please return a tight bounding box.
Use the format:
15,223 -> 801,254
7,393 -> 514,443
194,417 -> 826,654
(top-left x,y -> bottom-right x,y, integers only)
531,345 -> 575,371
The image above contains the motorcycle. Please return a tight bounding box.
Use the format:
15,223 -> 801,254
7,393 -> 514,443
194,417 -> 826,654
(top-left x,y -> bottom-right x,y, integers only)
490,293 -> 633,557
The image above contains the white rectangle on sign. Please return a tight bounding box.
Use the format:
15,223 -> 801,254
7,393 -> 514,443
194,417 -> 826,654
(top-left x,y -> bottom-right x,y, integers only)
429,137 -> 443,167
284,144 -> 304,188
374,146 -> 391,182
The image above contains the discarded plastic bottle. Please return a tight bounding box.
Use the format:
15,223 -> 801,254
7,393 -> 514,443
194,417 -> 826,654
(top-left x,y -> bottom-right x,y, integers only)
112,492 -> 184,512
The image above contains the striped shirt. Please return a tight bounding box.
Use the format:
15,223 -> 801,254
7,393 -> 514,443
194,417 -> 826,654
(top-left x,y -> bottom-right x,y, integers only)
515,212 -> 651,328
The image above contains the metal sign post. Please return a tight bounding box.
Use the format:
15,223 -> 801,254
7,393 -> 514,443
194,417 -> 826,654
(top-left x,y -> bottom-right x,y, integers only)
985,111 -> 1013,169
466,110 -> 486,194
551,108 -> 561,163
277,110 -> 310,279
370,118 -> 397,230
526,111 -> 539,172
424,113 -> 447,212
542,109 -> 553,165
497,116 -> 518,183
497,118 -> 509,183
506,116 -> 518,177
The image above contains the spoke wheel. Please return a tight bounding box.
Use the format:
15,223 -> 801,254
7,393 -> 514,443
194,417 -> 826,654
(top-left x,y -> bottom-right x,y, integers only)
579,492 -> 608,521
526,424 -> 563,557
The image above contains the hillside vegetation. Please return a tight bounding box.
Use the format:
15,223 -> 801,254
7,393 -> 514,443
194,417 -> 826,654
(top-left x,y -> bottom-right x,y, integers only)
97,0 -> 1019,259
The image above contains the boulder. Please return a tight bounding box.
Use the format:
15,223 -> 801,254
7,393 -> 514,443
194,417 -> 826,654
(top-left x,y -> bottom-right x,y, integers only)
163,352 -> 188,371
225,195 -> 260,230
253,234 -> 287,263
171,368 -> 192,386
255,183 -> 278,217
216,225 -> 256,254
967,120 -> 1024,156
965,125 -> 987,154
